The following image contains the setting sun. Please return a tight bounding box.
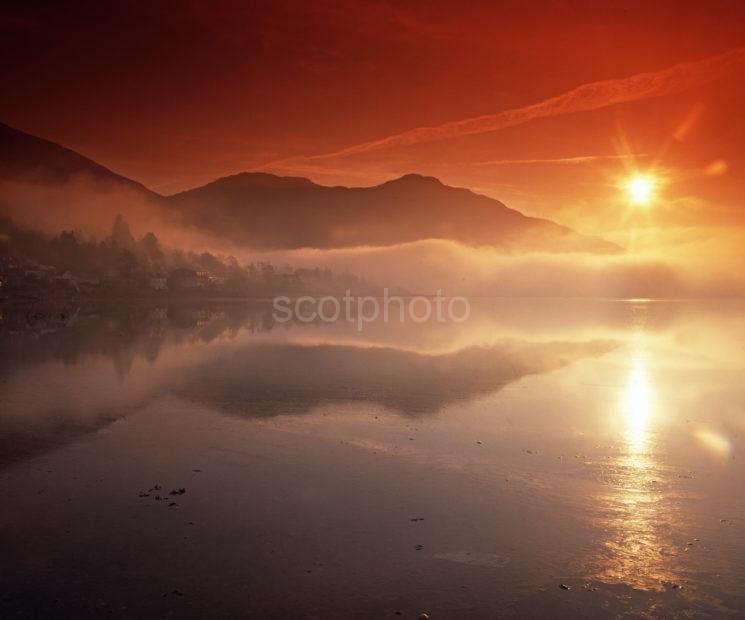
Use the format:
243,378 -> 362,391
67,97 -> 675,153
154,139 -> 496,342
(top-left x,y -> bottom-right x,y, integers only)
626,175 -> 655,206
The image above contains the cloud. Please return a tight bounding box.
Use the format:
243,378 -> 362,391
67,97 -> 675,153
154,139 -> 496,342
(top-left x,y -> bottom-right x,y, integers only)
262,47 -> 745,170
463,155 -> 631,167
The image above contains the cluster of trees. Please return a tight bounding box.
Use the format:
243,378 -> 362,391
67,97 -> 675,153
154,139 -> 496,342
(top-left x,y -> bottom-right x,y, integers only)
0,215 -> 376,297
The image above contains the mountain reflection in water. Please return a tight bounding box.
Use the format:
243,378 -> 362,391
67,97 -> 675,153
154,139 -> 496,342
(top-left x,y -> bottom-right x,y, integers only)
0,301 -> 615,468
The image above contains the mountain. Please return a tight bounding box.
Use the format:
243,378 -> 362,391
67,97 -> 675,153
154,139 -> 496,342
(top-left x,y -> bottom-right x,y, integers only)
0,122 -> 158,199
166,172 -> 620,253
1,121 -> 619,253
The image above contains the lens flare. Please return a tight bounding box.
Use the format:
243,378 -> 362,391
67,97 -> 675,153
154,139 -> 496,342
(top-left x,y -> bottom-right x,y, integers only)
694,428 -> 732,459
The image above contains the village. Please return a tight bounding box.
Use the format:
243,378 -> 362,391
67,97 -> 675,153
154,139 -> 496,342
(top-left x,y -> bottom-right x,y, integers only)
0,254 -> 234,300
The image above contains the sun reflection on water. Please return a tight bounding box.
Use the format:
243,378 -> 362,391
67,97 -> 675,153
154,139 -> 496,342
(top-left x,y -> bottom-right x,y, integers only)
589,324 -> 683,592
623,355 -> 654,455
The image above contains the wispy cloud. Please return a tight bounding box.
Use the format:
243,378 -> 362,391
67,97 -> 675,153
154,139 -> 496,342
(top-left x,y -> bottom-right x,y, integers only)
260,47 -> 745,171
465,155 -> 634,167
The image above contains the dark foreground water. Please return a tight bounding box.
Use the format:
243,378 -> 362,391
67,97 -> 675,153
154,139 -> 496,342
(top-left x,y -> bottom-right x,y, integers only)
1,299 -> 744,619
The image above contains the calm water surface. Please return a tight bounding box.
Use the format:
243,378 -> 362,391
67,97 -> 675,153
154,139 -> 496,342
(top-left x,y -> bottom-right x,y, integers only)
1,300 -> 744,618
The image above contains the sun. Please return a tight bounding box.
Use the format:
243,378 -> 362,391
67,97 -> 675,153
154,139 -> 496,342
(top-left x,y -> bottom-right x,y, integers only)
626,175 -> 655,206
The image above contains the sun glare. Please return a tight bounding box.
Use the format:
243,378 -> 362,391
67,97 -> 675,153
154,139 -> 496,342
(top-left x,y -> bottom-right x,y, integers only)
626,175 -> 655,206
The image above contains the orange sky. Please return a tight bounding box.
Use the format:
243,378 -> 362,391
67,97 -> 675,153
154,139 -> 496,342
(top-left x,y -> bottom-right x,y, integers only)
2,0 -> 745,234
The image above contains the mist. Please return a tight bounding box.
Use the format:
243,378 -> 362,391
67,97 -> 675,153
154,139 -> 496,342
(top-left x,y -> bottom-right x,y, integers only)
241,231 -> 745,299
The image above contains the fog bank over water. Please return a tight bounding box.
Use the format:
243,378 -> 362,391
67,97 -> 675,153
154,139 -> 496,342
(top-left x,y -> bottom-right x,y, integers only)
254,232 -> 745,299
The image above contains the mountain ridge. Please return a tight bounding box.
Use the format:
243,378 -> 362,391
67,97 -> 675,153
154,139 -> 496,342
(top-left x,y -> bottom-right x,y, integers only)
166,170 -> 619,252
0,121 -> 620,253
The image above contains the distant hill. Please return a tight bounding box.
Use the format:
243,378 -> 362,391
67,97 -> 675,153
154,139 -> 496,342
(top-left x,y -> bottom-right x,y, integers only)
1,121 -> 619,253
166,172 -> 620,253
